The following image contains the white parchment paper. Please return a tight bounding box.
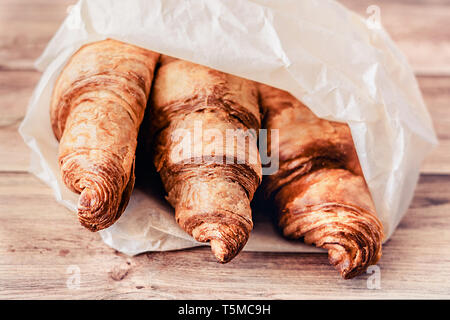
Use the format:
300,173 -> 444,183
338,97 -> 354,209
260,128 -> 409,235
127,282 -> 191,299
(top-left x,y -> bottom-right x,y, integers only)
19,0 -> 437,256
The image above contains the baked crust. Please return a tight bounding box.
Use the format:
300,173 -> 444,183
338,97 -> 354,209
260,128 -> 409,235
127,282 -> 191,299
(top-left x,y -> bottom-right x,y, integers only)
259,84 -> 383,279
149,57 -> 262,262
51,39 -> 159,231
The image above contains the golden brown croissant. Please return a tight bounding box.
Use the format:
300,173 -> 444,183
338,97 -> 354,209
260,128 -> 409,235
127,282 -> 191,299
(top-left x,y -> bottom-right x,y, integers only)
149,56 -> 262,262
259,84 -> 384,279
50,39 -> 159,231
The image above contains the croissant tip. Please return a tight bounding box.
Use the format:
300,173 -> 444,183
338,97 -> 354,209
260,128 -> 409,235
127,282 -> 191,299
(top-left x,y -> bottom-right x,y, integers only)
328,247 -> 380,279
339,265 -> 367,280
210,239 -> 236,263
339,267 -> 355,280
77,212 -> 102,232
77,187 -> 107,232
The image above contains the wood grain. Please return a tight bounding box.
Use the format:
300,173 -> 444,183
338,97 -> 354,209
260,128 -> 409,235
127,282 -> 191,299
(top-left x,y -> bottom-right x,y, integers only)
0,173 -> 449,299
0,71 -> 40,171
0,0 -> 75,70
340,0 -> 450,75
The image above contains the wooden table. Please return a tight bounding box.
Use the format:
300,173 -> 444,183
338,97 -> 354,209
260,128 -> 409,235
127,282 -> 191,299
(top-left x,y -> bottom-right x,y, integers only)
1,0 -> 449,299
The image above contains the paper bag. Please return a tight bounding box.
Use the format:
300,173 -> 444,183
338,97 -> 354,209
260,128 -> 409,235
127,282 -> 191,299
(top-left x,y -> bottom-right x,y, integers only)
19,0 -> 437,255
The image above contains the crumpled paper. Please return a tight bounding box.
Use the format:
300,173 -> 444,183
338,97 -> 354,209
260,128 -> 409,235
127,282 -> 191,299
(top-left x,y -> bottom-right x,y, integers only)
19,0 -> 437,256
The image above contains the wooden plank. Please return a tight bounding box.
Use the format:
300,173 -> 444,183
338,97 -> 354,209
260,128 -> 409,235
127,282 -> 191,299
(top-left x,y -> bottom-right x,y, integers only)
0,0 -> 76,70
0,0 -> 449,74
0,71 -> 40,125
0,172 -> 449,299
0,70 -> 448,173
419,76 -> 450,173
340,0 -> 450,75
0,71 -> 40,171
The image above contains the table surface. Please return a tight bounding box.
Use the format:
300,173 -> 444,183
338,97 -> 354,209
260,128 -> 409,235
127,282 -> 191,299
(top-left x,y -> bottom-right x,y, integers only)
1,0 -> 450,299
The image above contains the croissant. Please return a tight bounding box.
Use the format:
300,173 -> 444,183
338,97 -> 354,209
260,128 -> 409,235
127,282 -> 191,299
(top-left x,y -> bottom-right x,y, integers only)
259,84 -> 384,279
149,56 -> 262,262
50,39 -> 159,231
